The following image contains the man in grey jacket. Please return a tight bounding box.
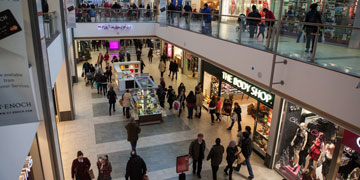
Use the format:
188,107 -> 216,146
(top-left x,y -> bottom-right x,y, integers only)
207,138 -> 225,180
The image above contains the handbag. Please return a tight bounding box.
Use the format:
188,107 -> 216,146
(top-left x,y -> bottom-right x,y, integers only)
235,147 -> 245,164
88,169 -> 95,179
173,100 -> 180,111
119,99 -> 124,106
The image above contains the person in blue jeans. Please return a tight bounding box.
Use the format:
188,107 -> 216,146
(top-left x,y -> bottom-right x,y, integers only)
125,118 -> 141,151
247,5 -> 261,38
201,3 -> 212,34
186,91 -> 196,119
235,131 -> 254,179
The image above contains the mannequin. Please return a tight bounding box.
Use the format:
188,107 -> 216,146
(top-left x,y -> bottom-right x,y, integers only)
304,132 -> 324,175
291,123 -> 308,171
321,141 -> 335,180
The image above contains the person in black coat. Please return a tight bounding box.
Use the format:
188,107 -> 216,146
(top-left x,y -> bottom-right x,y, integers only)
157,85 -> 166,107
304,3 -> 322,53
186,91 -> 196,119
127,51 -> 131,62
207,138 -> 224,180
125,151 -> 147,180
166,86 -> 176,109
168,60 -> 174,77
107,87 -> 117,116
247,5 -> 261,38
234,132 -> 254,179
224,141 -> 238,180
140,59 -> 145,74
172,62 -> 178,80
227,102 -> 242,131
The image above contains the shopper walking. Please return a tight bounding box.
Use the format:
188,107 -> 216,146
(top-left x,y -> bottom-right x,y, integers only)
104,52 -> 110,63
172,62 -> 178,80
148,48 -> 153,63
189,133 -> 206,178
95,70 -> 103,94
160,78 -> 166,91
158,60 -> 166,78
140,58 -> 145,74
97,53 -> 104,68
107,87 -> 117,116
101,73 -> 108,96
97,155 -> 112,180
195,83 -> 202,94
125,118 -> 141,151
121,89 -> 132,119
227,102 -> 242,131
168,60 -> 174,78
136,48 -> 141,61
263,8 -> 276,38
224,141 -> 238,180
201,3 -> 212,35
126,51 -> 131,62
157,85 -> 166,108
195,91 -> 203,118
178,83 -> 186,95
71,151 -> 91,180
215,97 -> 222,122
183,2 -> 192,25
237,126 -> 252,147
161,52 -> 167,64
234,132 -> 254,179
125,151 -> 147,180
207,138 -> 224,180
177,90 -> 186,117
167,86 -> 176,109
186,91 -> 196,119
304,3 -> 322,53
105,41 -> 109,53
83,61 -> 91,75
208,96 -> 216,124
105,63 -> 112,83
247,5 -> 261,38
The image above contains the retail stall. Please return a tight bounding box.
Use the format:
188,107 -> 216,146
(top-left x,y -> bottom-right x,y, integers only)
113,61 -> 141,91
131,76 -> 166,125
201,60 -> 276,157
184,51 -> 199,79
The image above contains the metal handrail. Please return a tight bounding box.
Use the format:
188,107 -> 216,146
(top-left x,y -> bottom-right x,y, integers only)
166,10 -> 360,30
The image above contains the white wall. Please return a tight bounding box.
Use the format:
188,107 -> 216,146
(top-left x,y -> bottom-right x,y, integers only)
154,24 -> 360,130
0,122 -> 39,180
55,61 -> 72,112
47,34 -> 65,87
273,56 -> 360,129
73,23 -> 157,38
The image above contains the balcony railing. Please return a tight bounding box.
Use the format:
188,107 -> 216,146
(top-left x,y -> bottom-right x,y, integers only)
76,8 -> 159,23
74,8 -> 360,77
167,10 -> 360,77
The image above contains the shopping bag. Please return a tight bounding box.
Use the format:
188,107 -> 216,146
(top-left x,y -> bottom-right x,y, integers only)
81,72 -> 84,77
235,147 -> 245,165
173,100 -> 180,111
119,99 -> 124,106
88,169 -> 95,179
94,81 -> 98,89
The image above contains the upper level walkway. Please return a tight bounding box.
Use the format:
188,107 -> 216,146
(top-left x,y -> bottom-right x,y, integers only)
76,8 -> 360,78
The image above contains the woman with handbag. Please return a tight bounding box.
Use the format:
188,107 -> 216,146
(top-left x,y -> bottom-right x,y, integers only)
208,96 -> 216,125
227,102 -> 242,131
71,151 -> 92,180
234,132 -> 254,179
224,141 -> 238,180
177,90 -> 186,117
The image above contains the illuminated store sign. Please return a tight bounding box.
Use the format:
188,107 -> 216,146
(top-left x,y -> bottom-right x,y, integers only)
97,24 -> 133,31
343,130 -> 360,152
19,156 -> 33,180
222,71 -> 274,107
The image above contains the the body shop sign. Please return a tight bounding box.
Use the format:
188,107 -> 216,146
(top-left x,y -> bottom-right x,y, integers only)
222,71 -> 274,108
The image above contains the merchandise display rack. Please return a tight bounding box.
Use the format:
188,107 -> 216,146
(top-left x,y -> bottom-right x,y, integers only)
131,76 -> 166,125
113,61 -> 141,91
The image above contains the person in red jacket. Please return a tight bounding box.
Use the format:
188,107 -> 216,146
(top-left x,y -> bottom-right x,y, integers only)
97,155 -> 112,180
71,151 -> 91,180
263,8 -> 276,38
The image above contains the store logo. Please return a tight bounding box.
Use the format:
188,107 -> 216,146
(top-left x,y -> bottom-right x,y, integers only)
357,137 -> 360,148
19,156 -> 32,180
222,71 -> 273,104
97,24 -> 133,31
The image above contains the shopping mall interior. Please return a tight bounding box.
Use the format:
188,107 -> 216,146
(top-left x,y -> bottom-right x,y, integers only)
1,0 -> 360,180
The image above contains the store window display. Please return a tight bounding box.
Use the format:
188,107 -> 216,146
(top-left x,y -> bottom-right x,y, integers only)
274,101 -> 338,180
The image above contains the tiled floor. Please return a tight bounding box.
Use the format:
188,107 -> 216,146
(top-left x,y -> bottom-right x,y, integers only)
58,45 -> 283,180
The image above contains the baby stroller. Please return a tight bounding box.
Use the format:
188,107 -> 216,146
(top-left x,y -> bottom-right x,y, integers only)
85,72 -> 94,87
236,14 -> 247,32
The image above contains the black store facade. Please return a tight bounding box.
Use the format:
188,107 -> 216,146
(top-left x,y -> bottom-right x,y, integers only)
200,60 -> 283,167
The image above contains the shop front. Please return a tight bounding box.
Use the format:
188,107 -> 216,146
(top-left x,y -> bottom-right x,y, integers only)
221,0 -> 271,18
274,100 -> 360,180
173,46 -> 183,72
184,51 -> 199,78
201,61 -> 278,158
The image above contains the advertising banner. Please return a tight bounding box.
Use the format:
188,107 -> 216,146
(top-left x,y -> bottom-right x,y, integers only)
343,129 -> 360,153
0,3 -> 38,126
159,0 -> 167,27
176,155 -> 190,173
65,0 -> 76,28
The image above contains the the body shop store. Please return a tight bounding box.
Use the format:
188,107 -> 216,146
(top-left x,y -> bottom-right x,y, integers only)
201,60 -> 277,158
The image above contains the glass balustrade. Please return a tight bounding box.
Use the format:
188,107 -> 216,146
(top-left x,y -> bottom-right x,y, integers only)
74,7 -> 360,77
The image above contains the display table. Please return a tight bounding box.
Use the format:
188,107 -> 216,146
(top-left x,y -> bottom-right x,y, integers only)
131,76 -> 166,125
113,62 -> 140,91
